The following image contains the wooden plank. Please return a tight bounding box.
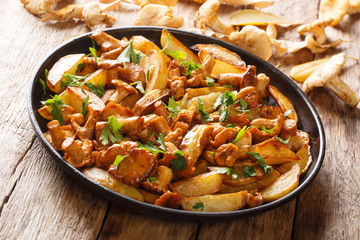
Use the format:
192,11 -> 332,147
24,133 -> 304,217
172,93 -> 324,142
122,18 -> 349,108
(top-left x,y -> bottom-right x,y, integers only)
292,10 -> 360,240
0,140 -> 108,239
98,205 -> 198,240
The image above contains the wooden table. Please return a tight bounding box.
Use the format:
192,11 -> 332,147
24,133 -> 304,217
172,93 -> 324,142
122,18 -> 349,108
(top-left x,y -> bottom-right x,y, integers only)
0,0 -> 359,239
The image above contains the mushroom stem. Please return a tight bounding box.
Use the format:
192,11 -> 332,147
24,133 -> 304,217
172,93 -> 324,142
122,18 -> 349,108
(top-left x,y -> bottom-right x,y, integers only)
324,75 -> 360,108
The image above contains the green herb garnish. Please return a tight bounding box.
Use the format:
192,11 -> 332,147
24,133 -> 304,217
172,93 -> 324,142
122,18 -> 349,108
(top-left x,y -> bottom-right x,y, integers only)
117,40 -> 142,64
137,133 -> 166,156
83,81 -> 105,98
276,136 -> 291,144
76,63 -> 85,73
161,29 -> 187,60
192,202 -> 205,211
81,95 -> 89,117
89,47 -> 98,65
41,95 -> 68,125
242,166 -> 257,177
171,150 -> 187,173
181,60 -> 202,78
197,98 -> 213,122
130,81 -> 145,94
215,167 -> 238,180
246,152 -> 272,175
233,126 -> 248,144
205,76 -> 215,87
99,116 -> 124,145
147,177 -> 157,182
113,155 -> 128,170
261,125 -> 276,134
226,123 -> 235,128
283,109 -> 292,119
164,96 -> 180,118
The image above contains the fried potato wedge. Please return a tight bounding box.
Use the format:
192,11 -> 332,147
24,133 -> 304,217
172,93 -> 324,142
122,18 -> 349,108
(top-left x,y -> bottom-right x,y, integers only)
82,167 -> 144,201
138,189 -> 160,204
38,89 -> 70,120
181,190 -> 247,212
253,138 -> 300,165
131,35 -> 170,62
107,141 -> 157,187
261,164 -> 300,202
146,50 -> 169,93
170,172 -> 224,197
198,50 -> 247,78
47,54 -> 85,93
82,69 -> 108,90
219,169 -> 280,193
268,85 -> 298,123
67,87 -> 105,118
161,29 -> 200,64
277,144 -> 312,175
192,44 -> 245,67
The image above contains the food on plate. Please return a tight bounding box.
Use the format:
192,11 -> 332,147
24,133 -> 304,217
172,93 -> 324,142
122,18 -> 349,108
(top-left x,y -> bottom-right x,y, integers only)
38,29 -> 313,212
303,53 -> 360,108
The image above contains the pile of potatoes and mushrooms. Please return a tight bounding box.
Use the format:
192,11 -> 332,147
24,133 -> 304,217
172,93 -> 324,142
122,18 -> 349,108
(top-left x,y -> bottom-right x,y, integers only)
38,29 -> 313,212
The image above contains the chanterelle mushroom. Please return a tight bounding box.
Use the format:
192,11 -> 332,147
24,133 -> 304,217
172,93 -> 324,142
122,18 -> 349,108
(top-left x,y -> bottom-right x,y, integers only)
303,53 -> 360,108
133,4 -> 184,28
20,0 -> 60,15
194,0 -> 233,35
297,18 -> 333,44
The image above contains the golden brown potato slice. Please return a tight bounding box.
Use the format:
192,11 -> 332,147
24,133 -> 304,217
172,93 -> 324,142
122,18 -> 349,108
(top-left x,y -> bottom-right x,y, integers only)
181,190 -> 248,212
82,167 -> 144,201
131,35 -> 170,62
141,166 -> 173,194
170,172 -> 224,197
145,50 -> 169,93
198,50 -> 247,79
253,138 -> 300,165
192,44 -> 245,67
67,87 -> 105,119
47,54 -> 85,93
277,144 -> 312,175
82,69 -> 108,90
219,169 -> 280,193
160,29 -> 200,64
107,141 -> 157,187
138,189 -> 160,204
268,85 -> 298,123
261,164 -> 300,202
133,89 -> 170,116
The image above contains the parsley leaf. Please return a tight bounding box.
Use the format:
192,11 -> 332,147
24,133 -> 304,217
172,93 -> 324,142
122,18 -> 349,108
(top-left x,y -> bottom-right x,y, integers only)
61,74 -> 88,87
283,109 -> 292,119
261,125 -> 276,133
76,63 -> 85,73
246,152 -> 272,175
83,81 -> 105,98
147,177 -> 157,182
226,123 -> 235,128
239,98 -> 248,110
205,76 -> 215,87
222,84 -> 234,88
242,166 -> 257,177
215,167 -> 238,180
276,136 -> 291,144
181,60 -> 202,78
81,95 -> 89,117
99,116 -> 124,145
164,96 -> 180,118
41,95 -> 68,125
130,81 -> 145,94
156,133 -> 166,152
113,155 -> 128,170
213,90 -> 237,109
137,135 -> 166,156
171,150 -> 187,173
219,107 -> 231,122
192,202 -> 205,211
89,47 -> 98,65
117,40 -> 142,64
161,29 -> 187,60
197,98 -> 213,122
39,70 -> 48,100
233,125 -> 248,144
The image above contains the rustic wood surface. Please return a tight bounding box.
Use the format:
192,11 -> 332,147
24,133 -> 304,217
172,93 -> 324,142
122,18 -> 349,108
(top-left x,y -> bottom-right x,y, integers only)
0,0 -> 359,239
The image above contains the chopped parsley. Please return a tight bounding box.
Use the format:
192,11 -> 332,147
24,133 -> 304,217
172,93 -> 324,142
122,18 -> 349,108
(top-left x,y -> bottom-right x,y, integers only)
283,109 -> 292,119
215,167 -> 238,180
192,202 -> 205,211
156,133 -> 166,152
197,98 -> 213,122
276,136 -> 291,144
233,125 -> 248,144
205,76 -> 215,87
242,166 -> 257,177
39,69 -> 48,100
89,47 -> 98,65
117,40 -> 142,64
226,123 -> 235,128
99,116 -> 124,145
213,90 -> 238,122
130,81 -> 145,94
181,60 -> 202,78
76,63 -> 85,73
147,177 -> 157,182
113,155 -> 128,170
161,29 -> 187,60
137,133 -> 166,156
246,152 -> 272,175
171,150 -> 187,173
83,81 -> 105,98
261,125 -> 276,134
60,73 -> 104,97
81,95 -> 89,117
41,95 -> 68,125
164,96 -> 180,118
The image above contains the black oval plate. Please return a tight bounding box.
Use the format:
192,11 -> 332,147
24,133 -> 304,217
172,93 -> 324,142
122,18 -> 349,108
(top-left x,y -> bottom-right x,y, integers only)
28,27 -> 325,222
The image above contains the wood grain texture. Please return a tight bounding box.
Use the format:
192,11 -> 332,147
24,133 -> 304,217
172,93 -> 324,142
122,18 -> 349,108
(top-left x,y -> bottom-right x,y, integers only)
0,0 -> 359,239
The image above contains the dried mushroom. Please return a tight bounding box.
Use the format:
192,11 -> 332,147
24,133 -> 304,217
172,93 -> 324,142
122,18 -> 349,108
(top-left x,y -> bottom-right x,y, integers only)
319,0 -> 349,26
20,0 -> 59,15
